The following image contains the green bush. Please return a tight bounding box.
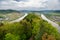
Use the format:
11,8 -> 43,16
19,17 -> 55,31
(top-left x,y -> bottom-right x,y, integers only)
5,33 -> 20,40
0,13 -> 60,40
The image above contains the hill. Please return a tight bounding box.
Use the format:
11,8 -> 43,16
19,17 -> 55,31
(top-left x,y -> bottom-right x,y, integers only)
0,10 -> 20,14
0,13 -> 60,40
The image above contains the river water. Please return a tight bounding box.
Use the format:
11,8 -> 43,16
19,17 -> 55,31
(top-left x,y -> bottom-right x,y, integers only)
41,14 -> 60,32
10,13 -> 28,23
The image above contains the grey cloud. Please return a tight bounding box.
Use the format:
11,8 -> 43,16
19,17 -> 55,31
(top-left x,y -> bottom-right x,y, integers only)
0,0 -> 60,10
0,0 -> 13,1
15,0 -> 28,2
46,0 -> 60,10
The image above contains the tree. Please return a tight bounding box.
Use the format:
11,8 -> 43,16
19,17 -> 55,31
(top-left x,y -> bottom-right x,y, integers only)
0,22 -> 4,26
35,20 -> 60,40
42,33 -> 56,40
0,13 -> 60,40
20,19 -> 32,39
5,33 -> 20,40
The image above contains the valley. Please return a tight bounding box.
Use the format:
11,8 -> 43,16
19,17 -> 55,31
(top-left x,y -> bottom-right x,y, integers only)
44,12 -> 60,26
0,10 -> 60,40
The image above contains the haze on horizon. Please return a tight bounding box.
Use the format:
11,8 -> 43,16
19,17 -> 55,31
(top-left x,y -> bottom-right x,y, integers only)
0,0 -> 60,10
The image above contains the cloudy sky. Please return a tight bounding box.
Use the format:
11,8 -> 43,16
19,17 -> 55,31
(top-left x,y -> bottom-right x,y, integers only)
0,0 -> 60,10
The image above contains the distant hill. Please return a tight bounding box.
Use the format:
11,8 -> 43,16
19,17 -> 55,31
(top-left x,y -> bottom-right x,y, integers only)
0,10 -> 20,14
19,10 -> 60,13
0,10 -> 60,14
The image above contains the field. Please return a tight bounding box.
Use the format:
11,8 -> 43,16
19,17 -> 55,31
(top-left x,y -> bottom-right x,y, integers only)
44,12 -> 60,26
0,12 -> 24,22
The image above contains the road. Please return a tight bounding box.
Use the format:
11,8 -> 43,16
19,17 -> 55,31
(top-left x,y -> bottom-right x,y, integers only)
41,14 -> 60,32
10,13 -> 28,23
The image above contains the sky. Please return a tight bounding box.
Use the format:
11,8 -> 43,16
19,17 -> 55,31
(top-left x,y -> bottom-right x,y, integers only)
0,0 -> 60,10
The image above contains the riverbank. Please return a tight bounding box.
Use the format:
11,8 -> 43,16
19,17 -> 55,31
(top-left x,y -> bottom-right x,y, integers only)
10,13 -> 28,23
41,14 -> 60,32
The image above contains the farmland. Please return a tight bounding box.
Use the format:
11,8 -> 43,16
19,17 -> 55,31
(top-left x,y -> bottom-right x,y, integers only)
0,12 -> 24,22
44,12 -> 60,26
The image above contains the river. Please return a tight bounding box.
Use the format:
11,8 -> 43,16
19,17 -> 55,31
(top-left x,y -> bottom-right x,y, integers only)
10,13 -> 28,23
41,14 -> 60,32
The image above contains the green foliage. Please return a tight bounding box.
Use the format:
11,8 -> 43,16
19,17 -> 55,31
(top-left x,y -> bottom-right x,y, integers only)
58,22 -> 60,26
0,16 -> 4,18
5,33 -> 20,40
0,22 -> 4,26
24,14 -> 42,35
35,20 -> 60,40
0,13 -> 60,40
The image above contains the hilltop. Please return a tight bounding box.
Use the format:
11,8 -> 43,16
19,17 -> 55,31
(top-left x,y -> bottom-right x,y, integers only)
0,13 -> 60,40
